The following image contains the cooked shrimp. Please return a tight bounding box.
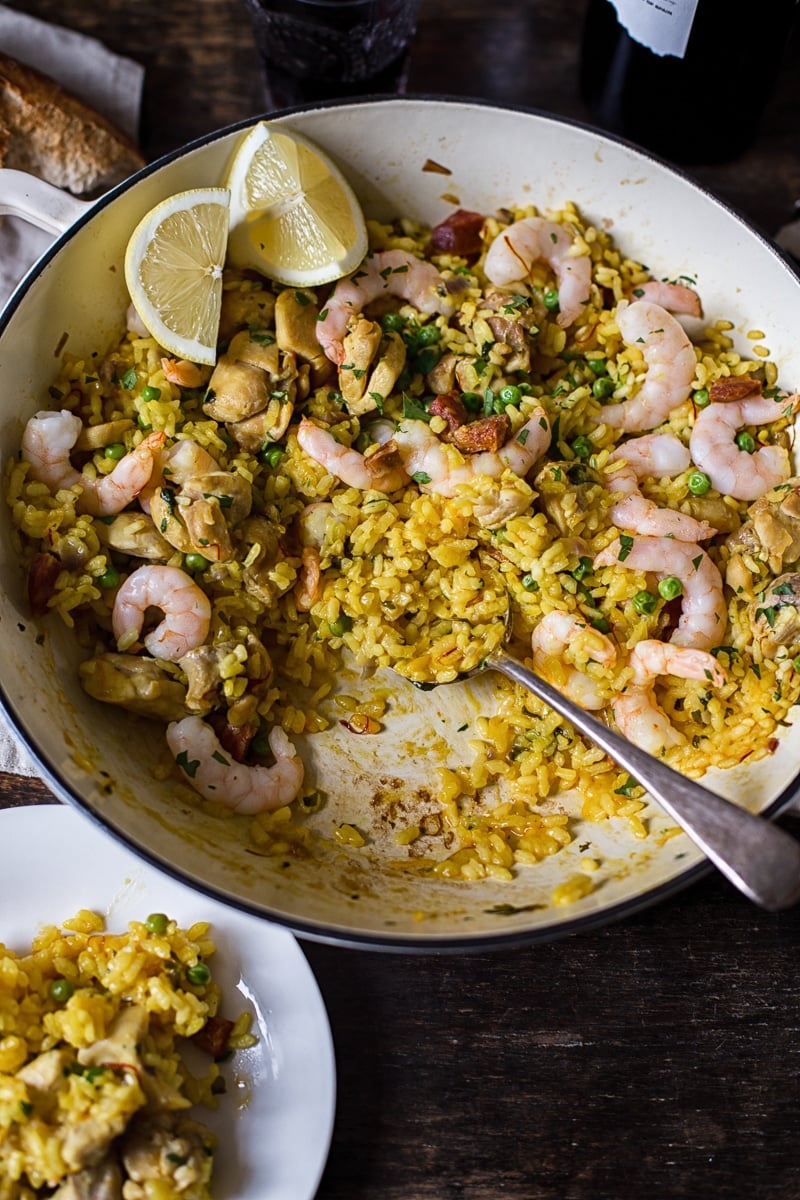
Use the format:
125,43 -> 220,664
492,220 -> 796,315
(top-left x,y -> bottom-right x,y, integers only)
630,281 -> 703,317
598,300 -> 697,432
112,565 -> 211,661
166,717 -> 304,813
296,417 -> 410,492
613,639 -> 726,755
594,534 -> 727,650
530,610 -> 617,710
316,250 -> 456,365
160,358 -> 213,389
607,432 -> 717,541
689,391 -> 800,501
294,546 -> 322,611
21,410 -> 164,516
483,216 -> 592,328
391,410 -> 551,495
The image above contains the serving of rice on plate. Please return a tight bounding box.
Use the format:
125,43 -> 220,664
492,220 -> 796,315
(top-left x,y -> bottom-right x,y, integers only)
7,184 -> 800,904
0,908 -> 255,1198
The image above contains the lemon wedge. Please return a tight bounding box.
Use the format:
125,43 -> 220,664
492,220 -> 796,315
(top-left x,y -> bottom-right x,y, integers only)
124,187 -> 230,366
225,121 -> 368,286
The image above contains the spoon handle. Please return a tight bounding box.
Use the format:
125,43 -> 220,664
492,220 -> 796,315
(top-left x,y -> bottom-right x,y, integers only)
489,652 -> 800,911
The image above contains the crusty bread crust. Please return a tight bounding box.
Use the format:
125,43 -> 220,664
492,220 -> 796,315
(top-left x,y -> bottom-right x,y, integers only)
0,52 -> 145,196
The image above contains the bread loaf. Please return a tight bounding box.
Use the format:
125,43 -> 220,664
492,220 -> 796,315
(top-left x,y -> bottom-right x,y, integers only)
0,52 -> 145,196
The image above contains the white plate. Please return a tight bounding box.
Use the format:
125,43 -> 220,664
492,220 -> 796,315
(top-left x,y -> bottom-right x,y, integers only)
0,804 -> 336,1200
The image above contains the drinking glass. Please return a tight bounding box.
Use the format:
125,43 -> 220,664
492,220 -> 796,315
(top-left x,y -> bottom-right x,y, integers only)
242,0 -> 421,110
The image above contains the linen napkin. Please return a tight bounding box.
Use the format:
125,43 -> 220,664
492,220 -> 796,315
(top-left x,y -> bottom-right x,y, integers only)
0,6 -> 145,775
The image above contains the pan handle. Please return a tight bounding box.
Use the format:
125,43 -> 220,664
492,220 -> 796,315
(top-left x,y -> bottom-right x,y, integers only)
0,169 -> 93,237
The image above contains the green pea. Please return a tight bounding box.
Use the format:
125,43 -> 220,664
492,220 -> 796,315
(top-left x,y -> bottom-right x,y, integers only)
658,576 -> 683,601
587,358 -> 608,376
146,912 -> 169,935
571,435 -> 592,459
521,574 -> 539,591
632,589 -> 658,615
497,384 -> 522,408
186,963 -> 211,986
184,553 -> 209,572
688,470 -> 711,495
415,324 -> 440,346
330,615 -> 353,637
98,565 -> 121,589
381,311 -> 406,333
104,442 -> 127,460
543,289 -> 560,312
50,978 -> 74,1003
261,445 -> 284,468
794,656 -> 800,672
735,431 -> 756,453
693,387 -> 711,408
414,346 -> 440,374
461,391 -> 482,413
592,377 -> 615,400
141,384 -> 161,403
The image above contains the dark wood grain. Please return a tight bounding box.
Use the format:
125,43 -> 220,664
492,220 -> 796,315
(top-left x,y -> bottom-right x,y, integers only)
3,2 -> 800,1197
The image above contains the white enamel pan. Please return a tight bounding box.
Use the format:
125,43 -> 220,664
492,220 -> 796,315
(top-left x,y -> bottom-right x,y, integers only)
2,97 -> 800,950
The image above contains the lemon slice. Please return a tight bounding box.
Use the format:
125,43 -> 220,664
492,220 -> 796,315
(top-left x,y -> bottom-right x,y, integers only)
225,121 -> 368,287
124,187 -> 230,366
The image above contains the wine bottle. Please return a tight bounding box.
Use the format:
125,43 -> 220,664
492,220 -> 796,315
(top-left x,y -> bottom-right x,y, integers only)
579,0 -> 799,164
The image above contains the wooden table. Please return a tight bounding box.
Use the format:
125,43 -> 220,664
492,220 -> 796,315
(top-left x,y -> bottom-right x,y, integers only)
4,1 -> 800,1196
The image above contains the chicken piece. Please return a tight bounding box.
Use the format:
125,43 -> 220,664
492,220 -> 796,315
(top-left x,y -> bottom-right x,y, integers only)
204,330 -> 297,423
79,653 -> 190,721
179,471 -> 252,563
79,1006 -> 189,1112
366,330 -> 406,405
469,476 -> 535,529
150,470 -> 252,563
51,1158 -> 122,1200
750,573 -> 800,655
180,641 -> 245,712
78,1005 -> 149,1073
95,512 -> 173,561
73,418 -> 136,452
237,515 -> 287,605
339,318 -> 383,411
681,493 -> 741,537
486,315 -> 531,372
425,350 -> 458,394
218,280 -> 275,341
226,394 -> 294,452
726,481 -> 800,574
17,1047 -> 73,1113
61,1072 -> 146,1171
534,460 -> 602,537
364,440 -> 409,491
275,286 -> 334,387
338,321 -> 407,415
121,1113 -> 215,1198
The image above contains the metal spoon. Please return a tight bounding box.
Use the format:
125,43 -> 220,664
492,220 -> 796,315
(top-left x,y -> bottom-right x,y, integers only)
446,647 -> 800,911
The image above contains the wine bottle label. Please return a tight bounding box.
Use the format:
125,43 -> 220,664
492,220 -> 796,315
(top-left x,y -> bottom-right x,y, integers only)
608,0 -> 699,57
